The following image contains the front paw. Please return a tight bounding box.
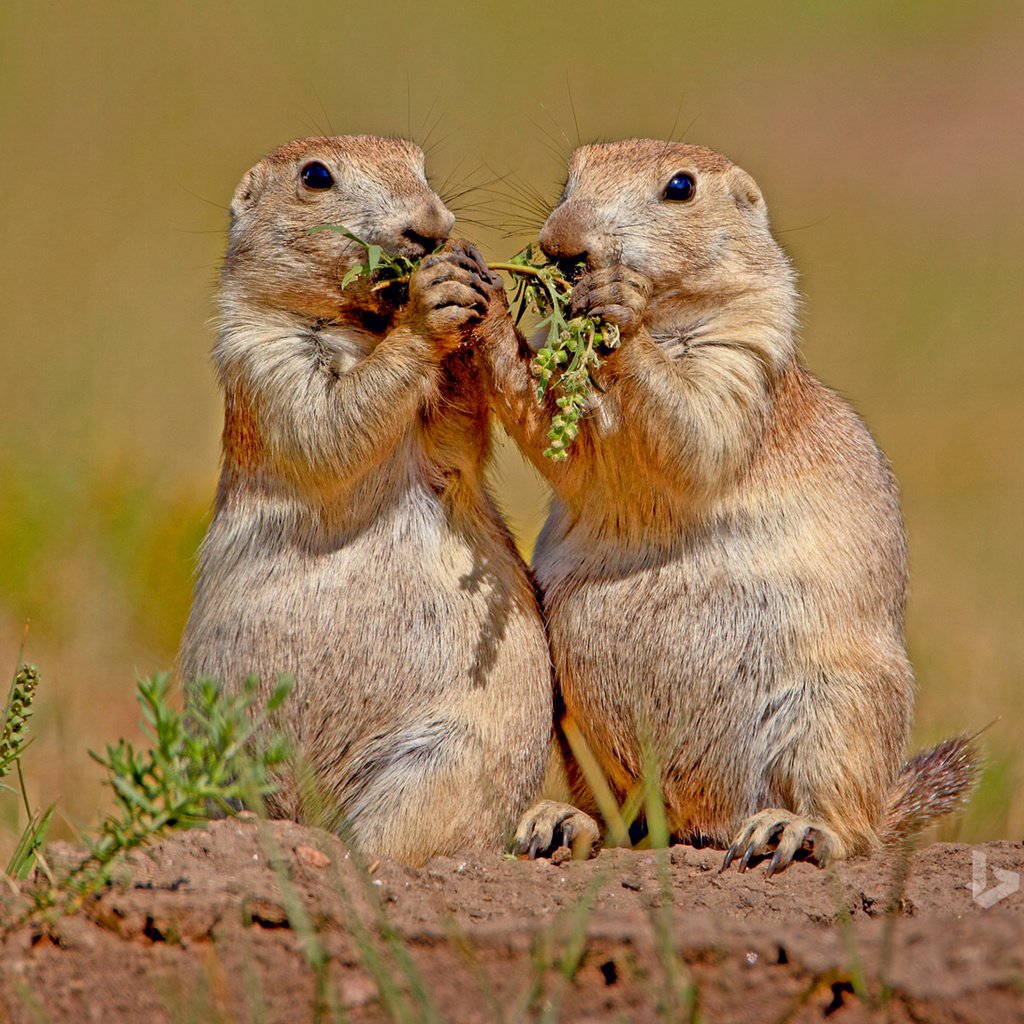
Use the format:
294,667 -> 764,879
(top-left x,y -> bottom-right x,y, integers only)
405,242 -> 492,349
513,800 -> 601,862
721,808 -> 845,876
569,265 -> 652,337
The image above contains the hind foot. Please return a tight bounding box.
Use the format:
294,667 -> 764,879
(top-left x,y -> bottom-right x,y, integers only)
512,800 -> 601,861
721,808 -> 844,876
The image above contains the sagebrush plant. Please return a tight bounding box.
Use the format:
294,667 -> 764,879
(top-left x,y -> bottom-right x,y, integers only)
317,226 -> 619,461
33,672 -> 292,915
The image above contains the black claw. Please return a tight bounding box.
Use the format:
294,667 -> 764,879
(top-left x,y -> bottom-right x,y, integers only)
738,842 -> 757,872
765,848 -> 785,878
721,844 -> 740,872
561,822 -> 574,848
528,835 -> 544,860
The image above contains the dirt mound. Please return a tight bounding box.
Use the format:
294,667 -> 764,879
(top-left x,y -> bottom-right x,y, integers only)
1,820 -> 1021,1022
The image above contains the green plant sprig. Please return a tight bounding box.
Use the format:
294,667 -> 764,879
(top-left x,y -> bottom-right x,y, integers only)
1,664 -> 56,881
30,673 -> 292,918
0,665 -> 39,780
496,243 -> 621,462
314,226 -> 619,461
308,224 -> 420,290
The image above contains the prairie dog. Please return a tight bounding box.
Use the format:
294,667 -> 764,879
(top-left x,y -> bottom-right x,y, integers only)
179,136 -> 552,865
475,140 -> 976,871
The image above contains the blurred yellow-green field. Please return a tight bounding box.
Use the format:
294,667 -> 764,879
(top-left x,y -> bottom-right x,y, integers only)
1,2 -> 1021,850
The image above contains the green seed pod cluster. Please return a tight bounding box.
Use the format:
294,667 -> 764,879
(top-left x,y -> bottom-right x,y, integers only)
0,664 -> 40,779
316,228 -> 617,461
504,246 -> 620,460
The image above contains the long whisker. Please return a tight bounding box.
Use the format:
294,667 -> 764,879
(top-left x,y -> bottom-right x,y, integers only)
474,185 -> 549,216
482,173 -> 558,215
667,96 -> 685,143
312,88 -> 336,137
539,101 -> 573,150
433,158 -> 471,207
406,73 -> 412,142
297,112 -> 324,139
419,95 -> 445,151
423,131 -> 453,158
566,77 -> 582,148
775,215 -> 832,234
527,116 -> 571,164
180,186 -> 230,212
438,170 -> 509,209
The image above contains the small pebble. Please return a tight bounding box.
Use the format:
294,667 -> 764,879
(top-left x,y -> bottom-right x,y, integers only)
295,846 -> 331,870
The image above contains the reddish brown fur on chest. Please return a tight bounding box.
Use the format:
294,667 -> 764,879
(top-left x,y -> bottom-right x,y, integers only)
222,386 -> 265,470
751,363 -> 849,482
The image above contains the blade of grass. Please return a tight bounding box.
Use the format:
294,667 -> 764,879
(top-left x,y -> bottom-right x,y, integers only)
6,799 -> 55,880
877,841 -> 914,1019
637,739 -> 700,1022
515,869 -> 607,1022
11,981 -> 53,1024
829,871 -> 871,1006
640,737 -> 670,850
238,765 -> 342,1024
537,871 -> 606,1024
443,915 -> 507,1024
561,717 -> 632,848
315,829 -> 442,1024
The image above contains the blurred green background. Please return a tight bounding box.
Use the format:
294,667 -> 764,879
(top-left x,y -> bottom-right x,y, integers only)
1,1 -> 1021,848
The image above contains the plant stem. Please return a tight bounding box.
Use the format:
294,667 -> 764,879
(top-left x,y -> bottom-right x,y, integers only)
370,277 -> 408,293
369,261 -> 570,294
487,262 -> 570,288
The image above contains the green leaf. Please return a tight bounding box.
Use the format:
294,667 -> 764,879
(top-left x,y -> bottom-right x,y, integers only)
307,224 -> 369,245
341,264 -> 366,289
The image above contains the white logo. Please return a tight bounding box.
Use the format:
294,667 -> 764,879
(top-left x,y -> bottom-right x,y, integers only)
971,850 -> 1020,909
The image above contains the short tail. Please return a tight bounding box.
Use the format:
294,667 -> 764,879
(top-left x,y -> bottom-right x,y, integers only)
881,734 -> 982,846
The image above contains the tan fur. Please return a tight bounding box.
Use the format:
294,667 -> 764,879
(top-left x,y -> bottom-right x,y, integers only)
179,136 -> 552,866
480,141 -> 974,866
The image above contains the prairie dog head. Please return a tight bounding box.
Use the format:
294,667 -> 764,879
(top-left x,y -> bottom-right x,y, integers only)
540,141 -> 793,317
222,135 -> 455,323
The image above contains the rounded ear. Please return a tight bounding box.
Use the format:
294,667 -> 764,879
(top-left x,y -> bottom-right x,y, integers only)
730,167 -> 764,212
228,161 -> 270,224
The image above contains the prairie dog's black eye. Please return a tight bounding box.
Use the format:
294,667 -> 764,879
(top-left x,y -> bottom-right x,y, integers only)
663,172 -> 696,202
301,161 -> 334,190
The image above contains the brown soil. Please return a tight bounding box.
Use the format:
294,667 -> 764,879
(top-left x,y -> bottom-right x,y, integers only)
1,820 -> 1021,1023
